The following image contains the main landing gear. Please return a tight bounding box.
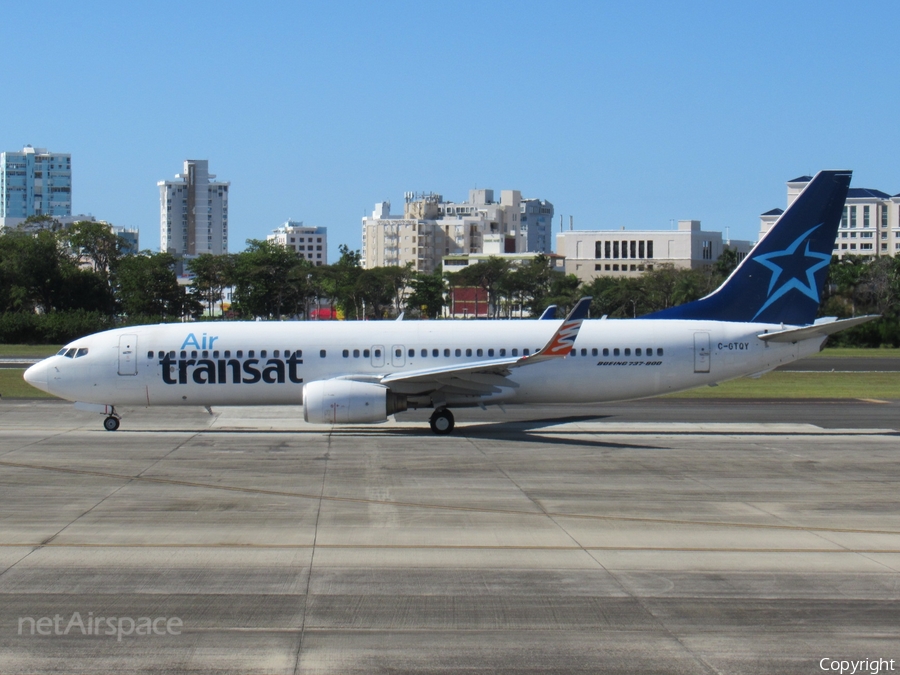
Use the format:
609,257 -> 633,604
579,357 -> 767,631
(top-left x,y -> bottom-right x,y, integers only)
429,408 -> 455,435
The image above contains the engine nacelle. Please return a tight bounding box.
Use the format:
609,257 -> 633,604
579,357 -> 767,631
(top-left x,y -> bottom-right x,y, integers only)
302,379 -> 408,424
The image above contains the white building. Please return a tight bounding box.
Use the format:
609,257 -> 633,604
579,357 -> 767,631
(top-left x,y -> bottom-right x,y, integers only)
556,220 -> 753,283
362,189 -> 553,272
159,160 -> 229,256
760,175 -> 900,258
266,220 -> 327,266
0,145 -> 71,228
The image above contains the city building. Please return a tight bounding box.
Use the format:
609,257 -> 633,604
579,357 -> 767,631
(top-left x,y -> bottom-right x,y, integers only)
159,159 -> 229,256
362,189 -> 554,272
266,220 -> 327,265
443,234 -> 566,317
0,145 -> 71,228
760,176 -> 900,258
556,221 -> 753,283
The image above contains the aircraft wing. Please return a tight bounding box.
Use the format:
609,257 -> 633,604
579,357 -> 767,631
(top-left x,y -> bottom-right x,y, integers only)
372,298 -> 592,396
758,315 -> 880,343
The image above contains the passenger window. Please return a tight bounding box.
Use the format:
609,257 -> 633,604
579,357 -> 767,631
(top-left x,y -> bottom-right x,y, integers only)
613,348 -> 620,356
635,348 -> 642,356
592,348 -> 598,356
169,351 -> 176,358
354,349 -> 360,358
512,348 -> 518,356
202,350 -> 208,358
374,349 -> 381,357
191,351 -> 198,358
274,350 -> 279,358
76,348 -> 89,358
444,349 -> 450,357
213,350 -> 219,358
421,349 -> 427,357
523,348 -> 530,355
364,349 -> 370,358
499,348 -> 506,356
409,349 -> 415,357
395,348 -> 402,357
224,350 -> 231,358
157,351 -> 164,358
180,351 -> 187,358
571,350 -> 576,357
657,348 -> 664,356
624,348 -> 631,356
432,349 -> 439,357
646,348 -> 652,356
248,350 -> 255,358
236,350 -> 243,358
296,350 -> 302,357
476,349 -> 483,357
148,351 -> 154,359
488,348 -> 494,357
466,348 -> 472,357
455,349 -> 461,357
320,350 -> 326,358
343,349 -> 349,358
603,348 -> 609,356
260,350 -> 267,358
581,348 -> 587,356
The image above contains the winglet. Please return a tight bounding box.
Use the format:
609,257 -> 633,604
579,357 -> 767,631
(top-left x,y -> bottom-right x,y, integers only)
538,305 -> 557,320
519,297 -> 592,364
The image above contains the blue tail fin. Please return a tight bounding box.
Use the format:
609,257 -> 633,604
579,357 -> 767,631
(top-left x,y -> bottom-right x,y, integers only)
642,170 -> 851,325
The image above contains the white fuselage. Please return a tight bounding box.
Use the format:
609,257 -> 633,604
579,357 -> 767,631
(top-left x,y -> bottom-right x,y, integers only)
30,318 -> 822,410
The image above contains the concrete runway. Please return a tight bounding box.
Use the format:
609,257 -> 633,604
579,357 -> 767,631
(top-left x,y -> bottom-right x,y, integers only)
0,399 -> 898,674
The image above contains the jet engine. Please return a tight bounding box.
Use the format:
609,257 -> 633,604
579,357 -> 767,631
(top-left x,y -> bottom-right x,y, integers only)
302,380 -> 408,424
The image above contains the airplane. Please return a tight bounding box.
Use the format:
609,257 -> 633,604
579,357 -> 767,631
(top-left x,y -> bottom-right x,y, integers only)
24,170 -> 878,435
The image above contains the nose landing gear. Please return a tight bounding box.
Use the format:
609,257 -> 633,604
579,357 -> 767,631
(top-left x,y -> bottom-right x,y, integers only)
103,407 -> 121,432
429,408 -> 454,435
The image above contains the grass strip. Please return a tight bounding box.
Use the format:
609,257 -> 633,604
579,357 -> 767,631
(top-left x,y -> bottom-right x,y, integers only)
665,371 -> 900,399
0,344 -> 62,358
0,369 -> 59,399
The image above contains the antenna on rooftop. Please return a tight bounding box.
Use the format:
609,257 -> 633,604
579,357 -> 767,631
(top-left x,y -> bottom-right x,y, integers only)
569,215 -> 573,231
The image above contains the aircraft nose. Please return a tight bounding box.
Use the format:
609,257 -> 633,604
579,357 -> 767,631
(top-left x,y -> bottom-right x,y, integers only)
23,360 -> 51,393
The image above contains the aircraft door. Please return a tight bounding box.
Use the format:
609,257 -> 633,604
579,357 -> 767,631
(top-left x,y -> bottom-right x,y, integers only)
391,345 -> 405,367
371,345 -> 385,368
693,332 -> 710,373
118,334 -> 138,376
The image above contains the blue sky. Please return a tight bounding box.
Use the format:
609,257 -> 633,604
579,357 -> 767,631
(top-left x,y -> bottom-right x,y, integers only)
5,1 -> 899,258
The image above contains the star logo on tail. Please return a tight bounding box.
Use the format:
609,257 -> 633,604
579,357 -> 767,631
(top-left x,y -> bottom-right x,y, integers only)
751,224 -> 831,321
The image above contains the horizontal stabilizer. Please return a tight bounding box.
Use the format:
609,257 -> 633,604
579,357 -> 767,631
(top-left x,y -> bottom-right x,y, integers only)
758,315 -> 880,343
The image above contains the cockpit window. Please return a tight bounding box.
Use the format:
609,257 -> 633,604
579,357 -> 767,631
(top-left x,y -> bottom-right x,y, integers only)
64,348 -> 77,358
75,348 -> 89,358
57,348 -> 68,356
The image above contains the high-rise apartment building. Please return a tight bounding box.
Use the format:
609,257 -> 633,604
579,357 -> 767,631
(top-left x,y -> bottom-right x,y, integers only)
267,220 -> 327,266
0,145 -> 71,228
361,189 -> 553,272
159,160 -> 229,255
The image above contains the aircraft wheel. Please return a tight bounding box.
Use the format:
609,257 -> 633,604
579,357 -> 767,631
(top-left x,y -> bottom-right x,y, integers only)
429,409 -> 454,435
103,416 -> 120,432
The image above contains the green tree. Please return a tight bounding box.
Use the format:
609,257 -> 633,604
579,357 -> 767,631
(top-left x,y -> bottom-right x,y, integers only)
188,253 -> 235,317
116,252 -> 187,318
230,240 -> 304,319
406,270 -> 446,318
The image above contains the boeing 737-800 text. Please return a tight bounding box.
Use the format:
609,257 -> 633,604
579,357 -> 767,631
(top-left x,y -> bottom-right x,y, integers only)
24,170 -> 876,434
